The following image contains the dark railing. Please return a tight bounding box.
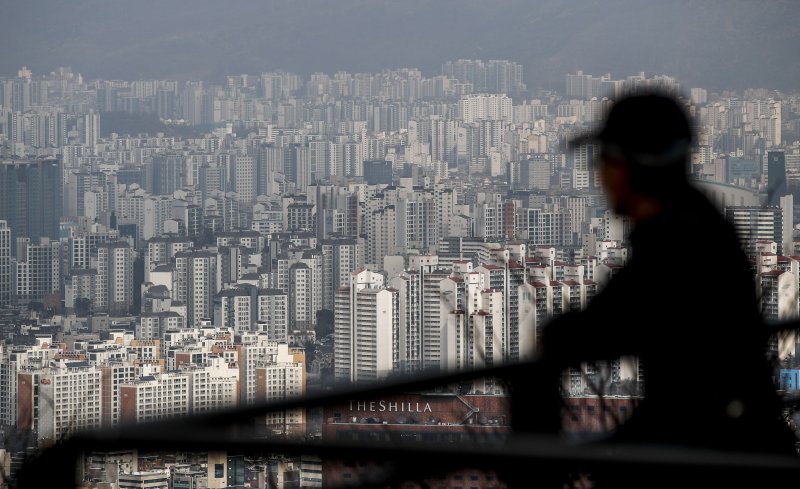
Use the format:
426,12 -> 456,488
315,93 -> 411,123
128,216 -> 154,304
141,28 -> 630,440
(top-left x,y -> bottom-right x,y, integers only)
14,322 -> 800,488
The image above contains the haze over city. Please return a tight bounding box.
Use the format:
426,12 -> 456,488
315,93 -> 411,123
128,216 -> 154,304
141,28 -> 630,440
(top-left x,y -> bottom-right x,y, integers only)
2,0 -> 799,89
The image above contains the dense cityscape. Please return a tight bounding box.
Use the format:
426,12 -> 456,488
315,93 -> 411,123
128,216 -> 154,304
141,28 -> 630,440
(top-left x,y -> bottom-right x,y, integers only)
0,60 -> 799,487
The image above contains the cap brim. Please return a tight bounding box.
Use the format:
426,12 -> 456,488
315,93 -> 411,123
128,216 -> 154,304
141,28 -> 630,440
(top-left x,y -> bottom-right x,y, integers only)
567,130 -> 606,148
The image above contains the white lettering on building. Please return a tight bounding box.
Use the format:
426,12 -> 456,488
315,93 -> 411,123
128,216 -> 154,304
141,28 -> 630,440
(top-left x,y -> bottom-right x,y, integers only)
348,400 -> 433,413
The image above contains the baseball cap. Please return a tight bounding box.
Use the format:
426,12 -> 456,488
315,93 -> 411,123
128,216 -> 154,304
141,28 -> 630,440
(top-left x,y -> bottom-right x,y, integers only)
586,93 -> 693,167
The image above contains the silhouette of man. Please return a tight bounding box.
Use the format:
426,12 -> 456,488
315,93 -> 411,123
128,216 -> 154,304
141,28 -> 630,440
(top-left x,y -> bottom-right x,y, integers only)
540,94 -> 795,478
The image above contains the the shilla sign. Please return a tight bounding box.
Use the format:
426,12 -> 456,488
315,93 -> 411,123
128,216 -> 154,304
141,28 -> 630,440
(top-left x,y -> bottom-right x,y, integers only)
349,400 -> 433,413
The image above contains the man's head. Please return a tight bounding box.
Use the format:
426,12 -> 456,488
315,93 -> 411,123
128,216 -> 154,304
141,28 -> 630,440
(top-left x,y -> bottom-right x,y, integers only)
595,93 -> 693,218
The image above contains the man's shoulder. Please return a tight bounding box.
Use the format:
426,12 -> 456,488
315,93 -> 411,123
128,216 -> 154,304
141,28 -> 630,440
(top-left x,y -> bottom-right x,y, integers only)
635,190 -> 745,262
673,189 -> 737,235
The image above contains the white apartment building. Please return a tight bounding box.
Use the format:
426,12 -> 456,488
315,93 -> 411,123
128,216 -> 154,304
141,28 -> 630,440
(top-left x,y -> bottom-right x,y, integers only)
18,361 -> 103,445
390,271 -> 422,374
144,237 -> 193,281
174,250 -> 220,326
466,290 -> 504,370
351,288 -> 398,383
136,312 -> 186,340
274,254 -> 322,330
99,362 -> 137,427
255,344 -> 306,428
396,195 -> 439,252
232,156 -> 257,204
216,285 -> 288,340
0,221 -> 9,307
335,269 -> 398,383
517,266 -> 597,360
96,242 -> 134,315
142,195 -> 174,241
364,204 -> 397,266
760,269 -> 799,323
459,94 -> 513,124
183,355 -> 240,414
516,207 -> 573,246
238,333 -> 280,406
119,372 -> 190,424
67,225 -> 118,271
0,338 -> 61,426
14,237 -> 60,302
725,206 -> 784,255
287,263 -> 312,332
321,238 -> 365,310
117,469 -> 170,489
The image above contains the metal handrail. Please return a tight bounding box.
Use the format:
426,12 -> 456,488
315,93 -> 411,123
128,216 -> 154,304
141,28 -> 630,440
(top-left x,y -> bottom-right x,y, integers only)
14,321 -> 800,488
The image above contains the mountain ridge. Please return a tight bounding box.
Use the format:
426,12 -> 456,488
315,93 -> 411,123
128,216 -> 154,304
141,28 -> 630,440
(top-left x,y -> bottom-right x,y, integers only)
2,0 -> 798,91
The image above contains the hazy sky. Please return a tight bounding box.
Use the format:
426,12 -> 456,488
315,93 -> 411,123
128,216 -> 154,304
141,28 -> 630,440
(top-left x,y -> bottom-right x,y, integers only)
2,0 -> 798,90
